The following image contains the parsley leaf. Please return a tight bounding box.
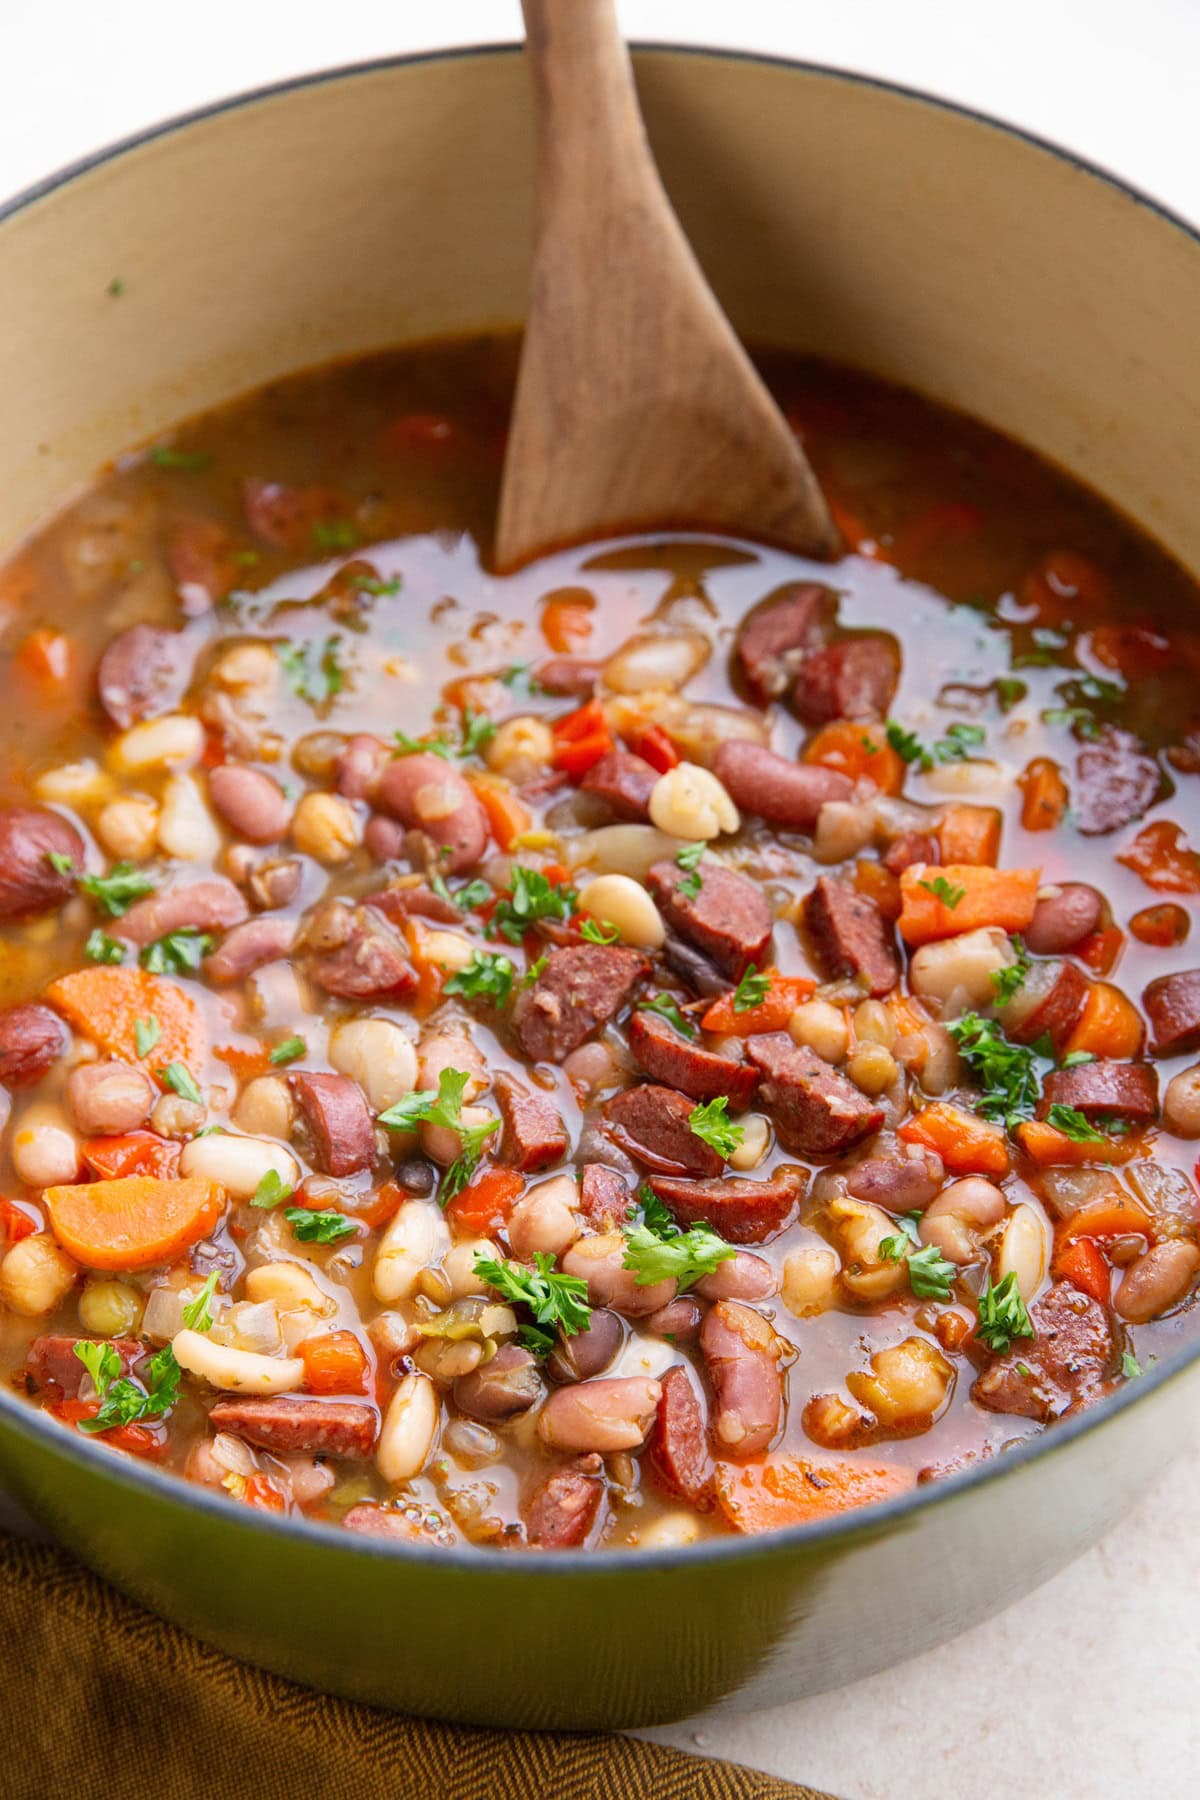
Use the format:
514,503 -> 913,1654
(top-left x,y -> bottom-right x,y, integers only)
1121,1350 -> 1143,1380
376,1068 -> 499,1202
393,730 -> 452,760
905,1242 -> 957,1300
74,1341 -> 180,1434
637,994 -> 696,1039
181,1271 -> 220,1332
1060,1050 -> 1096,1069
688,1095 -> 744,1159
991,937 -> 1030,1005
1045,1103 -> 1106,1143
490,865 -> 577,944
159,1062 -> 202,1106
431,875 -> 492,912
85,929 -> 126,965
134,1015 -> 161,1058
269,1035 -> 306,1066
622,1220 -> 735,1288
675,841 -> 705,901
975,1270 -> 1035,1355
277,636 -> 345,706
886,720 -> 986,770
733,964 -> 770,1013
878,1211 -> 923,1261
251,1168 -> 294,1209
353,574 -> 402,597
458,709 -> 496,758
518,1323 -> 557,1359
141,928 -> 213,975
635,1183 -> 678,1238
444,950 -> 515,1007
919,875 -> 966,909
73,1341 -> 121,1394
312,519 -> 358,552
474,1250 -> 592,1336
946,1012 -> 1039,1128
150,445 -> 212,472
994,677 -> 1027,711
579,918 -> 619,945
285,1207 -> 356,1244
886,721 -> 927,766
523,953 -> 548,986
75,861 -> 157,918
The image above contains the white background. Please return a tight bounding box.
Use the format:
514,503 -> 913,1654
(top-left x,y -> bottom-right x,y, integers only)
2,4 -> 1197,1796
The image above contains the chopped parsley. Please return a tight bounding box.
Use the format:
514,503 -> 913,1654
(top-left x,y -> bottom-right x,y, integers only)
250,1168 -> 294,1209
622,1220 -> 735,1289
474,1250 -> 591,1336
523,953 -> 548,986
269,1035 -> 306,1066
637,994 -> 695,1039
141,928 -> 213,975
499,662 -> 546,698
431,875 -> 492,912
490,865 -> 577,944
58,858 -> 156,918
919,875 -> 966,909
733,964 -> 771,1013
634,1183 -> 678,1237
579,918 -> 620,945
688,1095 -> 744,1159
73,1340 -> 180,1434
150,445 -> 212,472
886,721 -> 926,764
975,1271 -> 1035,1355
444,950 -> 515,1007
134,1015 -> 161,1058
107,276 -> 125,298
1060,1050 -> 1096,1069
159,1061 -> 202,1106
353,574 -> 402,597
393,730 -> 452,760
990,938 -> 1030,1006
904,1242 -> 958,1300
312,518 -> 358,552
377,1067 -> 499,1201
878,1211 -> 923,1261
1045,1103 -> 1106,1143
458,709 -> 496,758
946,1011 -> 1039,1128
277,636 -> 345,705
1121,1350 -> 1143,1380
85,929 -> 125,965
518,1323 -> 557,1359
675,840 -> 706,901
285,1207 -> 356,1244
181,1272 -> 220,1333
994,677 -> 1027,711
885,720 -> 986,770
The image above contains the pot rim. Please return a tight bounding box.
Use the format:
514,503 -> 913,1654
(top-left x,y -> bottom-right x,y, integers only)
2,40 -> 1198,1574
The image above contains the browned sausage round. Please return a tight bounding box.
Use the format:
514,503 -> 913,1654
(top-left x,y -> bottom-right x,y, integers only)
1023,883 -> 1103,955
377,752 -> 489,874
208,1397 -> 378,1458
700,1299 -> 784,1459
627,1008 -> 757,1106
0,808 -> 84,918
289,1071 -> 376,1176
712,740 -> 854,831
96,623 -> 189,729
603,1084 -> 724,1177
647,1364 -> 711,1504
523,1452 -> 607,1547
0,1003 -> 68,1089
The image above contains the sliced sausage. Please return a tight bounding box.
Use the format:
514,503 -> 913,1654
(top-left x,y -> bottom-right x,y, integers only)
495,1076 -> 569,1172
646,1169 -> 804,1245
96,623 -> 189,729
366,883 -> 462,926
578,1163 -> 631,1230
120,877 -> 249,948
700,1300 -> 784,1459
734,581 -> 836,702
1143,969 -> 1200,1057
791,634 -> 900,725
804,876 -> 899,997
25,1334 -> 143,1399
647,858 -> 772,981
208,764 -> 292,844
290,1071 -> 376,1176
746,1033 -> 884,1156
208,1396 -> 377,1458
647,1364 -> 711,1505
453,1344 -> 542,1422
1000,958 -> 1090,1055
204,915 -> 296,984
971,1282 -> 1117,1421
512,943 -> 649,1063
376,751 -> 489,875
579,749 -> 659,822
523,1453 -> 607,1548
307,907 -> 417,1001
1074,728 -> 1162,836
1039,1060 -> 1158,1124
167,516 -> 239,610
628,1007 -> 756,1106
0,1003 -> 68,1089
603,1084 -> 724,1177
712,740 -> 854,832
883,832 -> 939,876
0,807 -> 84,918
1024,883 -> 1103,955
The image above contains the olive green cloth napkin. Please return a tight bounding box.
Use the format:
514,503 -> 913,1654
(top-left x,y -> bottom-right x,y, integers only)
0,1535 -> 833,1800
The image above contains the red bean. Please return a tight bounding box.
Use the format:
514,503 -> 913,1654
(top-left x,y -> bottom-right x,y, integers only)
0,808 -> 84,918
694,1251 -> 778,1303
454,1345 -> 542,1420
0,1003 -> 68,1089
119,878 -> 249,947
204,916 -> 297,984
208,764 -> 292,844
1024,883 -> 1103,955
336,734 -> 390,803
536,1376 -> 661,1453
1114,1241 -> 1200,1323
376,752 -> 488,874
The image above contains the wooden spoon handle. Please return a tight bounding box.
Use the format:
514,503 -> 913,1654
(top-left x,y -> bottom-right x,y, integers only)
521,0 -> 653,213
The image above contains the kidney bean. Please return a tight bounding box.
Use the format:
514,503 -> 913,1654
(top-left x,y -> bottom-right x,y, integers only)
245,857 -> 303,911
694,1251 -> 778,1303
561,1232 -> 677,1317
336,733 -> 390,803
120,877 -> 249,947
1114,1241 -> 1200,1323
66,1061 -> 155,1136
536,1376 -> 661,1453
290,1072 -> 376,1177
712,740 -> 854,831
454,1344 -> 543,1421
1024,883 -> 1103,955
546,1309 -> 625,1383
0,1004 -> 68,1089
645,1295 -> 704,1341
844,1145 -> 943,1212
700,1300 -> 784,1459
208,764 -> 292,844
377,752 -> 489,874
204,916 -> 296,984
0,808 -> 84,918
364,816 -> 407,863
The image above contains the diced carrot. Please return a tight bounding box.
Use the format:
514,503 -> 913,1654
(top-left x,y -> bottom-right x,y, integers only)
853,859 -> 902,922
702,974 -> 816,1036
52,1400 -> 168,1461
0,1197 -> 38,1243
1118,821 -> 1200,895
16,627 -> 77,695
46,968 -> 207,1087
299,1330 -> 369,1396
464,771 -> 531,852
934,805 -> 1002,867
1055,1195 -> 1154,1244
713,1454 -> 916,1534
242,1473 -> 287,1513
43,1175 -> 225,1271
803,720 -> 905,795
540,590 -> 594,654
402,919 -> 449,1014
1075,927 -> 1125,976
1129,903 -> 1190,948
445,1166 -> 525,1235
214,1043 -> 272,1083
1017,757 -> 1069,832
889,500 -> 983,566
343,1181 -> 404,1232
81,1132 -> 181,1181
934,1309 -> 975,1354
551,700 -> 613,781
1016,1120 -> 1140,1167
381,411 -> 456,453
1085,624 -> 1171,681
623,721 -> 679,774
1063,981 -> 1144,1060
897,863 -> 1040,946
898,1103 -> 1010,1175
1052,1237 -> 1112,1306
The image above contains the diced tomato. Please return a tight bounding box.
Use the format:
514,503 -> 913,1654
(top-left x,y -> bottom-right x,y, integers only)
80,1132 -> 182,1181
381,412 -> 457,453
52,1400 -> 168,1461
299,1330 -> 369,1396
464,772 -> 531,852
540,590 -> 595,654
623,721 -> 679,774
0,1197 -> 38,1243
343,1181 -> 404,1232
1075,927 -> 1125,976
445,1166 -> 524,1235
1052,1236 -> 1111,1307
1118,821 -> 1200,895
1129,903 -> 1190,948
242,1472 -> 288,1512
551,700 -> 613,780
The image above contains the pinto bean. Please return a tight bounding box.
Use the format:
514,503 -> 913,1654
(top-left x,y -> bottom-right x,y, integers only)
547,1308 -> 626,1383
289,1072 -> 375,1177
536,1376 -> 661,1453
0,1004 -> 68,1090
1114,1241 -> 1200,1323
561,1232 -> 676,1317
377,752 -> 489,874
208,764 -> 292,844
920,1177 -> 1007,1264
694,1251 -> 778,1303
845,1146 -> 943,1212
1024,883 -> 1103,955
453,1344 -> 543,1421
507,1175 -> 580,1261
96,623 -> 189,729
335,733 -> 390,803
364,816 -> 407,863
66,1061 -> 155,1136
712,740 -> 854,831
119,877 -> 249,947
204,915 -> 296,984
245,856 -> 303,912
700,1300 -> 783,1459
0,808 -> 84,918
645,1295 -> 705,1341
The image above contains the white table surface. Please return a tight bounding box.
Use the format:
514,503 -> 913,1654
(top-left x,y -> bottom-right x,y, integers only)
3,4 -> 1197,1795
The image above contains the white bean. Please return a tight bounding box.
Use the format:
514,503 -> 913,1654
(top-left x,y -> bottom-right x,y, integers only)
243,1262 -> 333,1313
12,1106 -> 81,1188
172,1329 -> 305,1394
442,1238 -> 498,1299
109,713 -> 205,775
910,928 -> 1015,1016
508,1175 -> 580,1260
782,1244 -> 841,1317
602,631 -> 709,694
157,772 -> 221,861
291,791 -> 360,865
563,825 -> 683,880
0,1235 -> 79,1316
329,1018 -> 418,1113
485,716 -> 554,781
421,1104 -> 495,1168
788,1000 -> 848,1064
1163,1064 -> 1200,1138
635,1509 -> 704,1549
727,1115 -> 770,1171
995,1202 -> 1050,1301
233,1076 -> 296,1140
921,1177 -> 1007,1264
373,1199 -> 449,1303
649,762 -> 739,839
578,874 -> 665,949
813,801 -> 876,865
35,760 -> 115,809
179,1133 -> 299,1201
922,758 -> 1009,795
377,1371 -> 440,1483
828,1197 -> 908,1301
95,796 -> 159,861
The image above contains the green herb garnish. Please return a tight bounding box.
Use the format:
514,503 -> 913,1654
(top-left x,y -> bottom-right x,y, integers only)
312,519 -> 358,552
991,938 -> 1030,1006
490,865 -> 577,944
474,1251 -> 591,1336
919,876 -> 967,909
150,445 -> 212,472
975,1271 -> 1035,1355
141,928 -> 213,975
444,951 -> 515,1007
181,1272 -> 220,1333
637,994 -> 696,1039
458,709 -> 497,758
269,1036 -> 306,1066
74,860 -> 157,918
622,1220 -> 735,1289
1045,1103 -> 1106,1143
733,964 -> 771,1013
85,929 -> 126,965
134,1015 -> 161,1058
688,1095 -> 744,1159
393,730 -> 453,760
159,1062 -> 202,1106
946,1011 -> 1039,1128
285,1207 -> 357,1244
251,1168 -> 294,1209
277,636 -> 345,705
579,918 -> 620,945
675,840 -> 706,901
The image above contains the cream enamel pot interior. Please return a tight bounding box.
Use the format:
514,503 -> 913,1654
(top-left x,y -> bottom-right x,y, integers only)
0,47 -> 1198,1730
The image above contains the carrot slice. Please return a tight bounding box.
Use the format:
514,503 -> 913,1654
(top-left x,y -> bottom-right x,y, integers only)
464,771 -> 532,852
853,859 -> 902,921
935,804 -> 1002,867
81,1132 -> 181,1181
1052,1237 -> 1112,1306
1017,757 -> 1069,832
1129,904 -> 1190,948
897,863 -> 1039,945
43,1175 -> 225,1271
701,974 -> 816,1036
898,1103 -> 1009,1175
1055,1195 -> 1154,1244
802,721 -> 905,795
1118,821 -> 1200,895
713,1454 -> 916,1534
445,1166 -> 524,1235
1016,1121 -> 1140,1167
299,1330 -> 369,1396
46,967 -> 207,1087
1062,981 -> 1144,1060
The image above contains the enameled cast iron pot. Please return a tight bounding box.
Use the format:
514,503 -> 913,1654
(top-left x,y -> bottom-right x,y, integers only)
0,46 -> 1198,1731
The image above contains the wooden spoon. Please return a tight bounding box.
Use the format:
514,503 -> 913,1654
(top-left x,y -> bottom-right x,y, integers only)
495,0 -> 838,571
